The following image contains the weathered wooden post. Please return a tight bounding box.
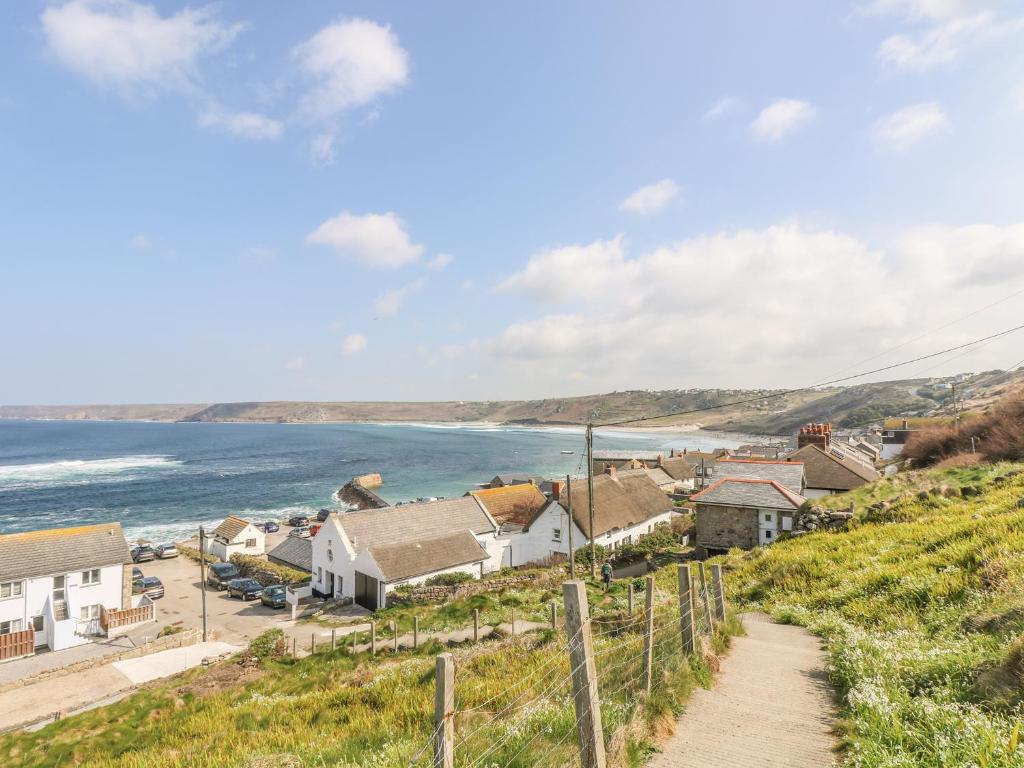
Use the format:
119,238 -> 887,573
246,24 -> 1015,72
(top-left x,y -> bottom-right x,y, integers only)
627,582 -> 634,615
550,600 -> 557,629
331,629 -> 336,651
710,564 -> 726,622
473,608 -> 479,643
434,653 -> 455,768
677,565 -> 696,654
698,563 -> 713,632
393,621 -> 399,652
562,581 -> 607,768
511,607 -> 516,637
311,633 -> 316,654
292,637 -> 297,659
371,621 -> 377,655
642,575 -> 655,694
414,616 -> 420,649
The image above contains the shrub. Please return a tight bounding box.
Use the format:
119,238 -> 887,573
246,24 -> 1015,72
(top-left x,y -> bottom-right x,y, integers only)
904,392 -> 1024,467
157,624 -> 184,638
423,571 -> 475,587
247,628 -> 287,661
230,553 -> 310,586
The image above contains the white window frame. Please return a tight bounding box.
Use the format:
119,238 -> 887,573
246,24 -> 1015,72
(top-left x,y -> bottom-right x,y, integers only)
81,569 -> 101,586
552,528 -> 562,542
245,538 -> 257,548
80,604 -> 101,621
0,619 -> 23,635
0,581 -> 23,599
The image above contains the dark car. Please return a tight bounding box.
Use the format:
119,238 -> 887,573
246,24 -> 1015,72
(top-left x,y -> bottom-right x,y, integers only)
132,576 -> 164,599
131,545 -> 155,563
226,578 -> 264,601
206,562 -> 240,591
287,515 -> 309,527
262,521 -> 280,533
316,508 -> 332,523
132,566 -> 144,580
260,584 -> 287,609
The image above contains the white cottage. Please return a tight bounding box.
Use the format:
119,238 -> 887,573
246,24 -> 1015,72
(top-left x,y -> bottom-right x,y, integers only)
206,516 -> 265,561
0,523 -> 151,660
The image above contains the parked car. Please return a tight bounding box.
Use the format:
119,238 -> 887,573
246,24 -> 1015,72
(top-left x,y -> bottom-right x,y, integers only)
132,566 -> 144,580
131,545 -> 155,563
316,508 -> 332,523
260,584 -> 287,609
309,524 -> 322,537
287,515 -> 309,527
289,526 -> 313,539
262,521 -> 280,533
154,543 -> 178,559
206,562 -> 240,591
226,578 -> 264,601
132,576 -> 164,599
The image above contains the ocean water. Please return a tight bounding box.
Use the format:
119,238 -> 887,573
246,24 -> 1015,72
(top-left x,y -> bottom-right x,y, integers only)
0,420 -> 746,542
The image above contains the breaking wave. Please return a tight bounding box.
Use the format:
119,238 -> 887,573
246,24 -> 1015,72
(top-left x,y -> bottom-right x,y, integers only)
0,455 -> 183,490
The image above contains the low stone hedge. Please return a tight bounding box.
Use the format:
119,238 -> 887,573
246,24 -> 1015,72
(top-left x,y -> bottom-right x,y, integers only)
229,553 -> 310,586
385,573 -> 542,607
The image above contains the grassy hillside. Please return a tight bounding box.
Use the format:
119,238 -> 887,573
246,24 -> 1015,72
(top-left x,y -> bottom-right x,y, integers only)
722,462 -> 1024,767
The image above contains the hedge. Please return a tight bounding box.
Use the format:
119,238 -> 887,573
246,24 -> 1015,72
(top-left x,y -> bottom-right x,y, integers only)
229,553 -> 310,586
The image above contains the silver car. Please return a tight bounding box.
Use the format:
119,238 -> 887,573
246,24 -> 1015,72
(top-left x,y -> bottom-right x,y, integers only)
155,543 -> 179,559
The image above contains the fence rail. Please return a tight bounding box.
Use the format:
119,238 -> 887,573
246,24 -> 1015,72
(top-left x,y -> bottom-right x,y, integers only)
101,602 -> 154,631
0,629 -> 35,661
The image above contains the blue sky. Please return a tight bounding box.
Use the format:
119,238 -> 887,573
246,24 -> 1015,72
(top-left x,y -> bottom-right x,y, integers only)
2,1 -> 1024,404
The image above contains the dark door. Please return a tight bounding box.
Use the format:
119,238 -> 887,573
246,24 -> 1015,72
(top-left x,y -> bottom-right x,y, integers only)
354,571 -> 379,610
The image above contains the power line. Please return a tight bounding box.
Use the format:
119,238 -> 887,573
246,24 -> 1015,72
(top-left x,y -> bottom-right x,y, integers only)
595,321 -> 1024,428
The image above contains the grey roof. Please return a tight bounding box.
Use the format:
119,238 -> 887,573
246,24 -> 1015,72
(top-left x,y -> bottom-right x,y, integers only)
692,479 -> 805,510
368,530 -> 487,582
785,445 -> 878,491
0,522 -> 132,582
267,536 -> 312,572
337,496 -> 495,553
658,457 -> 695,481
213,515 -> 252,542
714,459 -> 805,492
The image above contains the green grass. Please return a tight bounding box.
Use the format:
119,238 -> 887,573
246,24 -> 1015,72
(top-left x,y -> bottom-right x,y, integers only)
722,462 -> 1024,767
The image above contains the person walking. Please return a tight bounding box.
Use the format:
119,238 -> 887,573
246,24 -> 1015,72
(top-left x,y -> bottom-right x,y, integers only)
600,561 -> 613,591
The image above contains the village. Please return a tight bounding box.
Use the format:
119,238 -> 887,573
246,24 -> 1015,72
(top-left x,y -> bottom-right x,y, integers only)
0,418 -> 894,732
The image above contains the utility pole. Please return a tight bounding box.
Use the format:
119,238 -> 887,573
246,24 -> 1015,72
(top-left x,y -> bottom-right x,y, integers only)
198,525 -> 208,642
565,474 -> 575,579
586,422 -> 596,579
951,382 -> 960,434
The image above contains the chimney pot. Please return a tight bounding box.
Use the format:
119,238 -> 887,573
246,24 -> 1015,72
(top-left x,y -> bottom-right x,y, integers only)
550,480 -> 561,501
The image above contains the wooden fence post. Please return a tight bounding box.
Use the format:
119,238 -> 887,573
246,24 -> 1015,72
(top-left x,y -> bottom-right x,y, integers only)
550,600 -> 557,629
511,607 -> 516,637
371,621 -> 377,655
473,608 -> 479,643
627,582 -> 634,615
331,629 -> 336,651
698,563 -> 713,633
311,633 -> 316,654
414,616 -> 420,649
642,575 -> 655,694
710,564 -> 726,622
434,653 -> 455,768
393,621 -> 399,652
562,581 -> 607,768
292,637 -> 296,659
677,565 -> 696,654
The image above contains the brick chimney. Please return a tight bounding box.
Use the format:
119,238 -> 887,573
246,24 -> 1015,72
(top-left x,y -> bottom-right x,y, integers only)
604,464 -> 617,480
797,422 -> 832,449
550,480 -> 562,501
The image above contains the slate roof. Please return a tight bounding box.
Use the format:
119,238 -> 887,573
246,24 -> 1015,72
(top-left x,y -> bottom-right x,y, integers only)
785,445 -> 879,491
471,484 -> 550,526
0,522 -> 132,582
658,457 -> 695,481
550,472 -> 673,539
213,515 -> 253,542
336,496 -> 496,554
490,474 -> 544,488
368,530 -> 487,582
714,458 -> 805,492
267,536 -> 313,573
691,478 -> 805,510
617,467 -> 677,489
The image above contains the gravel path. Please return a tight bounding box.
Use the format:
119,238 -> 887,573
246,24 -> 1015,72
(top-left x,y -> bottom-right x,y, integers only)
649,613 -> 839,768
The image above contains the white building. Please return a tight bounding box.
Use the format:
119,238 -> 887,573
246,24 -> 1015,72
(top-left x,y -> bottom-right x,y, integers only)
0,523 -> 149,659
206,516 -> 265,561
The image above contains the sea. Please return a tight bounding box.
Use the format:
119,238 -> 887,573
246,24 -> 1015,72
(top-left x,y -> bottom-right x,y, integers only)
0,420 -> 749,543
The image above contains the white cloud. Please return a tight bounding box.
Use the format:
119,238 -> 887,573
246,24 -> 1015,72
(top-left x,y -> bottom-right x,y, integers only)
426,253 -> 454,270
373,278 -> 425,317
618,179 -> 681,215
484,222 -> 1024,392
294,18 -> 409,121
310,132 -> 336,166
286,356 -> 305,371
703,96 -> 739,120
306,211 -> 424,269
41,0 -> 241,94
128,234 -> 150,249
861,0 -> 978,22
341,333 -> 367,356
460,279 -> 474,290
878,13 -> 995,71
749,99 -> 816,142
872,102 -> 947,149
199,105 -> 283,140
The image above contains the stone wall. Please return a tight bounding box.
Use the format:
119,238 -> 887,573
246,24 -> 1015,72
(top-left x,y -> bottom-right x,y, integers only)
386,574 -> 540,607
0,628 -> 202,695
337,478 -> 389,510
794,505 -> 854,532
695,504 -> 758,551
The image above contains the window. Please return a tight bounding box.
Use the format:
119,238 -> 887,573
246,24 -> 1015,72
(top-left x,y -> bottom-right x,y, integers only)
81,569 -> 101,585
317,567 -> 323,584
80,605 -> 101,621
763,513 -> 773,522
245,538 -> 257,548
32,615 -> 44,632
765,530 -> 773,539
552,528 -> 562,542
0,581 -> 23,599
0,619 -> 23,635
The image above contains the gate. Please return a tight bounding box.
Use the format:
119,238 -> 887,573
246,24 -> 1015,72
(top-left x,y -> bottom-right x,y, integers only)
354,571 -> 379,610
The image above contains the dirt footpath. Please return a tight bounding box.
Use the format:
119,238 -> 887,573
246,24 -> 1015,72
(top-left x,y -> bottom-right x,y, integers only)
648,613 -> 839,768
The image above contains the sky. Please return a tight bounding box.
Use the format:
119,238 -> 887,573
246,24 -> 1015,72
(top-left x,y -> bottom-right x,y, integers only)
2,0 -> 1024,404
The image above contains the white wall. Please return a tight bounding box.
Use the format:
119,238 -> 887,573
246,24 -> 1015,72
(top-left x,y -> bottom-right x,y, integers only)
209,524 -> 266,561
311,516 -> 352,599
516,503 -> 585,565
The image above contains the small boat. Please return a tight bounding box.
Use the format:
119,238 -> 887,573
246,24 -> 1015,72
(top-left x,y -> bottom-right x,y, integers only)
560,450 -> 575,455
